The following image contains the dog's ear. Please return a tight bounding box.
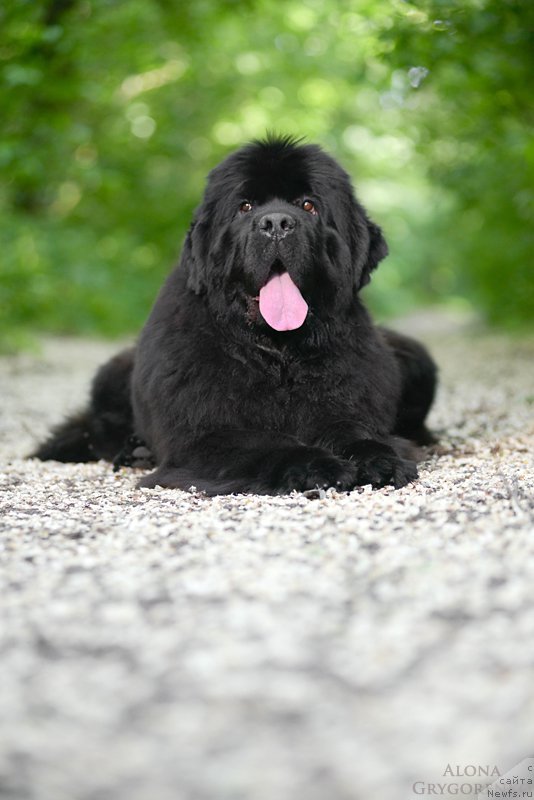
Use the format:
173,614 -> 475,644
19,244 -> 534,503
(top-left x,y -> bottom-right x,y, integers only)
346,189 -> 389,292
358,219 -> 388,289
183,222 -> 207,295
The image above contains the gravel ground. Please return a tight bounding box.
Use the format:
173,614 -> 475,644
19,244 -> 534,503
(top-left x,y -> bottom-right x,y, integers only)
1,315 -> 533,800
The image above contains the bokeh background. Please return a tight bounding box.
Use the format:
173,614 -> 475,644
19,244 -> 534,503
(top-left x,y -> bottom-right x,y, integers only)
1,0 -> 532,350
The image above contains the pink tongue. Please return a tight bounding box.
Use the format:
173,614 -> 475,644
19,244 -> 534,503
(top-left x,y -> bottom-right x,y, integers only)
258,272 -> 308,331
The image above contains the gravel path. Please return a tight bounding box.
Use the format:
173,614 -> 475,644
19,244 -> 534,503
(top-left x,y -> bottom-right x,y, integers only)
1,317 -> 533,800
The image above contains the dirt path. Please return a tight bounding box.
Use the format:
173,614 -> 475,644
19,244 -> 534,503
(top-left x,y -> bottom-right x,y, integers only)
1,318 -> 533,800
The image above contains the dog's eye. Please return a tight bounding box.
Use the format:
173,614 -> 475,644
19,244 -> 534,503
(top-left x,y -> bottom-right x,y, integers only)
239,201 -> 253,213
302,199 -> 317,215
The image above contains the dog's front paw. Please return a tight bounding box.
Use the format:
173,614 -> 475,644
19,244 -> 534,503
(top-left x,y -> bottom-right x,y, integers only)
276,449 -> 358,494
357,454 -> 418,489
349,440 -> 418,489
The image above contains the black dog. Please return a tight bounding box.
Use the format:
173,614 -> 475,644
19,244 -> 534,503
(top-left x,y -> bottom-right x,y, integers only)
35,136 -> 437,495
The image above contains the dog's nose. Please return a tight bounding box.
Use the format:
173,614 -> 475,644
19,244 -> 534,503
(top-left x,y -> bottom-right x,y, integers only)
258,212 -> 296,239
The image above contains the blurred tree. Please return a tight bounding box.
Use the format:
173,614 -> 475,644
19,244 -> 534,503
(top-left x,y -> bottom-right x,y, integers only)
384,0 -> 534,326
0,0 -> 532,349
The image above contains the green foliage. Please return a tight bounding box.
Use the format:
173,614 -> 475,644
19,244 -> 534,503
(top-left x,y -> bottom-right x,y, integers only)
1,0 -> 532,348
384,0 -> 534,326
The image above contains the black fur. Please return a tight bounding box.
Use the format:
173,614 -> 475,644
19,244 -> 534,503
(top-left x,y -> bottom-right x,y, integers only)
34,136 -> 437,495
34,349 -> 135,463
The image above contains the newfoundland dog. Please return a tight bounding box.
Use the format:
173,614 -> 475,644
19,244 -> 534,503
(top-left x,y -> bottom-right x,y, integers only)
35,136 -> 437,495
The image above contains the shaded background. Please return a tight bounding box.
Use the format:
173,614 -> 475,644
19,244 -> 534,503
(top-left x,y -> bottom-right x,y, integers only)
1,0 -> 532,350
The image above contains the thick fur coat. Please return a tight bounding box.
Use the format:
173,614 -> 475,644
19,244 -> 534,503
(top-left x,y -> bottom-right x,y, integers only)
36,137 -> 437,495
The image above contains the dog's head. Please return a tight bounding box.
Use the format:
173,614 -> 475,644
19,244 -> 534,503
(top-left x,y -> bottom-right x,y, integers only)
184,136 -> 388,334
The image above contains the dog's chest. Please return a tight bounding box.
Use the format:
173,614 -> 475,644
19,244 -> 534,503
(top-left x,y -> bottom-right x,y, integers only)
235,354 -> 339,434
